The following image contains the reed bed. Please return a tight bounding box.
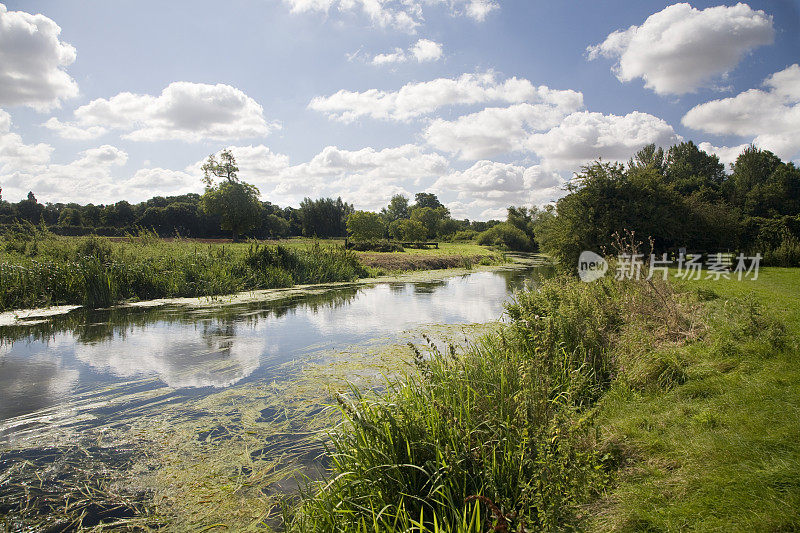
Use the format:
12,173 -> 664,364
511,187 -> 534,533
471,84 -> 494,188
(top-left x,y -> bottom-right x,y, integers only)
0,227 -> 368,311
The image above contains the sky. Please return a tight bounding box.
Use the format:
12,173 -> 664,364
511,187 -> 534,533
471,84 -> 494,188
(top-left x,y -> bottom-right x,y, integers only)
0,0 -> 798,220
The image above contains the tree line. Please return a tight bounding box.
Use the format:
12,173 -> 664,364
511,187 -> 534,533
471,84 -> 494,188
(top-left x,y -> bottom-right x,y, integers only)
532,142 -> 800,267
0,150 -> 500,241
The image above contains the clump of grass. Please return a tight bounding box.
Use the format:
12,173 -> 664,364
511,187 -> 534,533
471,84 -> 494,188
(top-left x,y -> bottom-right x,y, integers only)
287,275 -> 699,532
0,234 -> 369,311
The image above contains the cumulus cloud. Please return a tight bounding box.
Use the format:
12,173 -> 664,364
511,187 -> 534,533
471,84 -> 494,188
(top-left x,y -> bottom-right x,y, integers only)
0,109 -> 54,172
0,144 -> 128,202
424,99 -> 583,160
369,38 -> 443,65
525,111 -> 681,171
0,4 -> 79,110
42,117 -> 107,140
65,82 -> 278,142
282,0 -> 496,31
433,160 -> 564,217
587,3 -> 774,95
682,64 -> 800,161
697,142 -> 750,168
309,72 -> 581,122
411,39 -> 443,62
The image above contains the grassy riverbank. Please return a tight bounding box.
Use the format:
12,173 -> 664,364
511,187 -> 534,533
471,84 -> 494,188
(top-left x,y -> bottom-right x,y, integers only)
288,269 -> 800,531
0,229 -> 502,311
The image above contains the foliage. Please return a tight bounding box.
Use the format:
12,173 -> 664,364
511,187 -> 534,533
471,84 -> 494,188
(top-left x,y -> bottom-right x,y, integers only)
299,197 -> 353,238
411,206 -> 448,239
389,219 -> 427,242
346,210 -> 387,241
537,143 -> 800,271
0,233 -> 367,311
476,222 -> 533,251
381,194 -> 410,222
290,275 -> 702,532
200,150 -> 261,242
346,240 -> 404,252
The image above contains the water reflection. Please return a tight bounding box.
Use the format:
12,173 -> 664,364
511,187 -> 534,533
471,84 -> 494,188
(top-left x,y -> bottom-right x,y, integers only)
0,267 -> 541,436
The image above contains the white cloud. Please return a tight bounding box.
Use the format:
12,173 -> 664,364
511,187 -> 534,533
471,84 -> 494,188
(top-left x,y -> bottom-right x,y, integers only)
0,144 -> 128,203
194,144 -> 447,211
309,72 -> 581,122
462,0 -> 498,22
0,4 -> 78,110
69,82 -> 278,142
525,111 -> 681,171
682,64 -> 800,161
372,47 -> 408,65
411,39 -> 443,62
588,3 -> 774,95
697,142 -> 749,168
424,100 -> 583,160
42,117 -> 107,140
282,0 -> 496,31
433,160 -> 564,217
369,38 -> 443,65
0,109 -> 54,172
125,168 -> 197,195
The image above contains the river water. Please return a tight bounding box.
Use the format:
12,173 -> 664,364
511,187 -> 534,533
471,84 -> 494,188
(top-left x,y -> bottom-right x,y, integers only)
0,265 -> 548,529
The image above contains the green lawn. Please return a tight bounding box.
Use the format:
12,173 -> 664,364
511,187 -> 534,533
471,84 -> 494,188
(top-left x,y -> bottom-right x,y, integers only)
592,268 -> 800,531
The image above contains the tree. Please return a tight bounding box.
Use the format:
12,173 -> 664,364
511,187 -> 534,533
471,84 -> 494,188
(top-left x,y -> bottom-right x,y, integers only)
200,150 -> 261,241
506,206 -> 538,247
390,219 -> 427,242
410,206 -> 448,238
58,207 -> 83,226
15,191 -> 44,223
381,194 -> 410,222
347,211 -> 387,241
414,192 -> 445,210
298,197 -> 353,237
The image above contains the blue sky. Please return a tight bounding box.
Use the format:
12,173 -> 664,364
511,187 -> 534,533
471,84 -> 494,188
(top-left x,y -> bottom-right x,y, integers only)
0,0 -> 798,219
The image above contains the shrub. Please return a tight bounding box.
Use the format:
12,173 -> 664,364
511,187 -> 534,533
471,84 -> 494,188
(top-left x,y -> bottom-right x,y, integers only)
763,233 -> 800,266
451,229 -> 478,242
476,223 -> 533,251
346,240 -> 404,252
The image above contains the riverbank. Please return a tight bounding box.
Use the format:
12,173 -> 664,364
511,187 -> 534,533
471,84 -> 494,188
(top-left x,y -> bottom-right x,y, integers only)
288,268 -> 800,531
0,230 -> 505,313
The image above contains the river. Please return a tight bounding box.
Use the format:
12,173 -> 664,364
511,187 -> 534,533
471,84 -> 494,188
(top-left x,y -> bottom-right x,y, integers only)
0,264 -> 548,530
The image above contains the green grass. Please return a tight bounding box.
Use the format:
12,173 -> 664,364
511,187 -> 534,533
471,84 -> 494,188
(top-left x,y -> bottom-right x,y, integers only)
591,268 -> 800,532
0,228 -> 369,311
287,269 -> 800,532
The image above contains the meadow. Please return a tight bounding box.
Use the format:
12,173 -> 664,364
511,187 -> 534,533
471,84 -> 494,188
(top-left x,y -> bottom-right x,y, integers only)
287,268 -> 800,532
0,227 -> 502,312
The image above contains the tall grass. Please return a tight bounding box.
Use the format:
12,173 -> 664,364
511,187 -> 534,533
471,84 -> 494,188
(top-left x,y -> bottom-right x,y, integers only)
0,227 -> 368,311
288,275 -> 699,532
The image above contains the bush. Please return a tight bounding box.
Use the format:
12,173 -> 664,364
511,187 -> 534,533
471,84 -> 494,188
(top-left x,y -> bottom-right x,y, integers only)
763,233 -> 800,266
346,240 -> 404,252
451,229 -> 478,242
476,223 -> 533,251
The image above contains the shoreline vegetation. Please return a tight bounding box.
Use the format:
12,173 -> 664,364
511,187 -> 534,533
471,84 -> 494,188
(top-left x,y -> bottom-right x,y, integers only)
0,227 -> 507,313
285,267 -> 800,532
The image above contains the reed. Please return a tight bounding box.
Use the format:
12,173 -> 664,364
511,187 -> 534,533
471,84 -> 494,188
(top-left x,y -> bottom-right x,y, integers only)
0,228 -> 368,311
